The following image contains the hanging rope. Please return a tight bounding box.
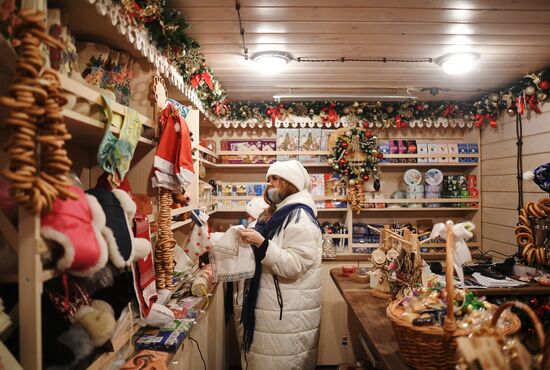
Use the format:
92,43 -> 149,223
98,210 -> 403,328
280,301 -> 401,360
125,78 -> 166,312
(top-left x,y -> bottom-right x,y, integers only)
515,112 -> 524,213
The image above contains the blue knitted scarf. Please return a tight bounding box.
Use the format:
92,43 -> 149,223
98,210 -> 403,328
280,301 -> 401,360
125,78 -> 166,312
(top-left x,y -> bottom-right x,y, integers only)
241,203 -> 321,352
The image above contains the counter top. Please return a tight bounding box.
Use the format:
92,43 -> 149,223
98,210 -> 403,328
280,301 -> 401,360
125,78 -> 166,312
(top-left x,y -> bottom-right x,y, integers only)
330,268 -> 411,370
330,268 -> 550,370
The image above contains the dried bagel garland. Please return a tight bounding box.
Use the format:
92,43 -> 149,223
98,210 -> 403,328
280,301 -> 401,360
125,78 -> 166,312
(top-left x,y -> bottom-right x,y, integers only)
347,183 -> 365,213
516,198 -> 550,266
156,187 -> 176,290
0,9 -> 77,214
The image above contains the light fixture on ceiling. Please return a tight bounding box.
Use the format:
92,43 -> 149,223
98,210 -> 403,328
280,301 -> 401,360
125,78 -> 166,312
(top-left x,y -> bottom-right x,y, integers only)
251,51 -> 293,74
273,93 -> 418,102
435,52 -> 480,75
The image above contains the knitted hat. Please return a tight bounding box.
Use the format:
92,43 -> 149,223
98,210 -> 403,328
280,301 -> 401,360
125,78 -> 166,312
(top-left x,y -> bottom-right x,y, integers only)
245,197 -> 268,219
523,162 -> 550,193
266,160 -> 310,191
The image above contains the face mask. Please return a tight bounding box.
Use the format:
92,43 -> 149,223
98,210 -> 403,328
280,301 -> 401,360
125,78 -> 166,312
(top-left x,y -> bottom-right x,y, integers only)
267,188 -> 283,204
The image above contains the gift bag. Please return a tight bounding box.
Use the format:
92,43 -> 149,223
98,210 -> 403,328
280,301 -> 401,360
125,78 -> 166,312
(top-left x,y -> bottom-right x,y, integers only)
183,223 -> 214,263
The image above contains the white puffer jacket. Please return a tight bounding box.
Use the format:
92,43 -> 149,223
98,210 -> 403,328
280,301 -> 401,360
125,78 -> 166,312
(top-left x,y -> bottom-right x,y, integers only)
233,189 -> 323,370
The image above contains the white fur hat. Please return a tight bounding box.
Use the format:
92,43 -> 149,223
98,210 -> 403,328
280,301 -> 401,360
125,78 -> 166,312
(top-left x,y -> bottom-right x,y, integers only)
266,160 -> 310,191
245,197 -> 268,219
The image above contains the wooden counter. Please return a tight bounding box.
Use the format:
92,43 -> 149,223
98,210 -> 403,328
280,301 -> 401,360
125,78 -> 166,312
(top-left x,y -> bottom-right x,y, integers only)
330,268 -> 411,370
330,268 -> 550,370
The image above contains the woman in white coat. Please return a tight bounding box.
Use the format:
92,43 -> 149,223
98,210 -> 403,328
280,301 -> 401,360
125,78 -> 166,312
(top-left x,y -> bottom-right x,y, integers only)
239,160 -> 323,370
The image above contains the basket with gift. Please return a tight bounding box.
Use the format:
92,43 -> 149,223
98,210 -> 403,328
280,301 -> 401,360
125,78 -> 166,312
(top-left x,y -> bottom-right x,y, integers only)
456,300 -> 547,370
386,221 -> 521,370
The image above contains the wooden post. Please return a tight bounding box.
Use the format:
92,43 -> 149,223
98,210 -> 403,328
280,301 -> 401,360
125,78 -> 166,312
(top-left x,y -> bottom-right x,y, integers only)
18,208 -> 42,370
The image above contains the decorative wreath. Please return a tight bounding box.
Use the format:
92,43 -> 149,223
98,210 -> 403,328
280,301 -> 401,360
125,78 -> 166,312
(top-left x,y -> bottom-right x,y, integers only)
327,127 -> 382,186
515,197 -> 550,266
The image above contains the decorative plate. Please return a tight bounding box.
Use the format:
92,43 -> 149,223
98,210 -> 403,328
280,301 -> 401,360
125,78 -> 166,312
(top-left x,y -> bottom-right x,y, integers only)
386,248 -> 399,261
404,169 -> 422,185
371,249 -> 386,266
425,168 -> 443,186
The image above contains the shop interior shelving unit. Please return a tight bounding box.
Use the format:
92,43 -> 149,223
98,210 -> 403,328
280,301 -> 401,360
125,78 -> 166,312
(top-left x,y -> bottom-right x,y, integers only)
0,0 -> 221,368
199,125 -> 482,262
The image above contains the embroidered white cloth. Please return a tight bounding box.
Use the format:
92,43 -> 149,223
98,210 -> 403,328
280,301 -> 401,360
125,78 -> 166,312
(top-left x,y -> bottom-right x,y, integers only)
429,220 -> 474,285
210,226 -> 255,282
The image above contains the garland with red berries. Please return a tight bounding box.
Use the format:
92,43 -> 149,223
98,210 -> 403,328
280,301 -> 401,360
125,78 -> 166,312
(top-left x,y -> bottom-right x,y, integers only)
327,127 -> 382,186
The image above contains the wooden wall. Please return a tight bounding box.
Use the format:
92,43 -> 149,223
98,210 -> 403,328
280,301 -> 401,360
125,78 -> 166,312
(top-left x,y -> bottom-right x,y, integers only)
480,104 -> 550,261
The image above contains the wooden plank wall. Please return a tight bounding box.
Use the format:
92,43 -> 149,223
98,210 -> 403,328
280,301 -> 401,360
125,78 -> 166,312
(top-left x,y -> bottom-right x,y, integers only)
480,104 -> 550,261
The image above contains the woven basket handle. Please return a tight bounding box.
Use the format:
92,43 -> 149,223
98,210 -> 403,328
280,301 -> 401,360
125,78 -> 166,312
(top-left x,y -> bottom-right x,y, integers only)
444,222 -> 456,331
491,301 -> 545,349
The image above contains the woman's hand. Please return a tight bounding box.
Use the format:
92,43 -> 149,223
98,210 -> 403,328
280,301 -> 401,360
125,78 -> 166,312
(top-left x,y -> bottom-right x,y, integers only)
239,228 -> 265,247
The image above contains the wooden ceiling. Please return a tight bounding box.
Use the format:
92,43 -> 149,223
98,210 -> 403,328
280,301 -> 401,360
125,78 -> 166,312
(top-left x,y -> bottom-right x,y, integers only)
169,0 -> 550,102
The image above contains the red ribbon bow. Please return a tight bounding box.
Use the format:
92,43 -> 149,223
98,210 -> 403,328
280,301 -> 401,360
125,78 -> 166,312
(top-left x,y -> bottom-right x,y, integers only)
266,106 -> 282,124
214,99 -> 230,116
321,106 -> 339,123
395,115 -> 408,129
191,71 -> 213,90
474,113 -> 497,128
442,104 -> 456,118
526,95 -> 542,114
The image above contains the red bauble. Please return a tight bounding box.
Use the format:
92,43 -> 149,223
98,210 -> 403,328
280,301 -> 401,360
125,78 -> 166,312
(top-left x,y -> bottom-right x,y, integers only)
362,121 -> 370,128
338,158 -> 347,165
340,142 -> 348,149
344,150 -> 350,156
365,130 -> 373,138
344,169 -> 349,173
363,175 -> 370,181
377,153 -> 384,159
539,80 -> 550,90
529,297 -> 539,307
327,229 -> 333,234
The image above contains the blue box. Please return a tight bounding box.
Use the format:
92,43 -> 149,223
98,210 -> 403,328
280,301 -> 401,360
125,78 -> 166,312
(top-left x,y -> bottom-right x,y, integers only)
467,144 -> 479,163
457,143 -> 468,163
136,331 -> 186,352
378,142 -> 390,163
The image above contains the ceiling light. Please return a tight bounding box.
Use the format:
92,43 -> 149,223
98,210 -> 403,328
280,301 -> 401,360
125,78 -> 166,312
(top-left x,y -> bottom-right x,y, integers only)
273,93 -> 417,102
251,51 -> 293,74
435,52 -> 480,75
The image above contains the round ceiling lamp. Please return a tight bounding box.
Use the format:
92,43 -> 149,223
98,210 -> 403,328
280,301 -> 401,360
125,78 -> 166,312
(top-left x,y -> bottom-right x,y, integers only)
251,51 -> 293,74
435,52 -> 480,75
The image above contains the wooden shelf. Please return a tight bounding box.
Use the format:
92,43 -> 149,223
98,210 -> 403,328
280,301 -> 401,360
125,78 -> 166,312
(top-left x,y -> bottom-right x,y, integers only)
358,207 -> 479,212
324,234 -> 351,239
324,252 -> 483,262
171,206 -> 193,217
171,218 -> 193,231
199,162 -> 332,169
63,109 -> 154,146
58,75 -> 155,146
369,198 -> 479,204
328,254 -> 372,261
217,150 -> 330,156
318,208 -> 348,212
379,162 -> 478,169
195,144 -> 218,159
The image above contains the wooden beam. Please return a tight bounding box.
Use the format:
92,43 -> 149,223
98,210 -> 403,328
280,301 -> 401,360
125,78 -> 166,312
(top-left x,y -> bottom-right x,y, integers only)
18,208 -> 42,370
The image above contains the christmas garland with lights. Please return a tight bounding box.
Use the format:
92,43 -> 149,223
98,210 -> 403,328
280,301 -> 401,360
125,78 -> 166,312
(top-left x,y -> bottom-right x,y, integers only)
112,0 -> 228,113
327,127 -> 382,186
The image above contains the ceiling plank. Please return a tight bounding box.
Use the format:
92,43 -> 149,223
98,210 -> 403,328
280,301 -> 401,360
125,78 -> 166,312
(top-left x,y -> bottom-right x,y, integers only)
169,0 -> 550,11
196,43 -> 550,55
180,7 -> 550,24
186,21 -> 550,35
189,33 -> 550,46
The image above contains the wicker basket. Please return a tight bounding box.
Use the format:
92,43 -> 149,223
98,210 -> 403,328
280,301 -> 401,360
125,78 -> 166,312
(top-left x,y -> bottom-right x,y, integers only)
456,301 -> 546,369
386,222 -> 522,370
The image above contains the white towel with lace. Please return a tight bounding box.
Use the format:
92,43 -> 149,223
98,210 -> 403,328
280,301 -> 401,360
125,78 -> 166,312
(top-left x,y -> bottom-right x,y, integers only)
210,226 -> 255,282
